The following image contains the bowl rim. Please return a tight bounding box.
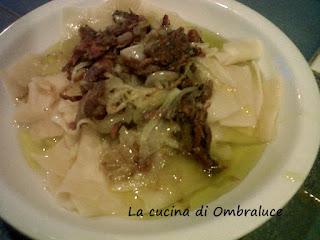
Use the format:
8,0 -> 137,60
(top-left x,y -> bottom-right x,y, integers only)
0,0 -> 320,239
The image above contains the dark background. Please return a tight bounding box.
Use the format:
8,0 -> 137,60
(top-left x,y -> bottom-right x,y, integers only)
0,0 -> 319,239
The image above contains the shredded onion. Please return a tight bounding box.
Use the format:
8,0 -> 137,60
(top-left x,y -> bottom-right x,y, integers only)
120,44 -> 145,61
145,71 -> 179,89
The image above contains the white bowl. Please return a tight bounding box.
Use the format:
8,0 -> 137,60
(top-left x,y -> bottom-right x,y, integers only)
0,0 -> 319,239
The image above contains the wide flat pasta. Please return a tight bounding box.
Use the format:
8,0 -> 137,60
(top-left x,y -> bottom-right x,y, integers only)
56,127 -> 126,216
14,73 -> 69,124
255,76 -> 281,141
219,62 -> 263,127
31,136 -> 78,177
195,57 -> 236,87
28,118 -> 64,139
214,39 -> 263,65
207,85 -> 240,124
2,54 -> 43,100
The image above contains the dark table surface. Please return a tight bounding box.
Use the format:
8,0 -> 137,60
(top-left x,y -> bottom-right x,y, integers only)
0,0 -> 319,239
